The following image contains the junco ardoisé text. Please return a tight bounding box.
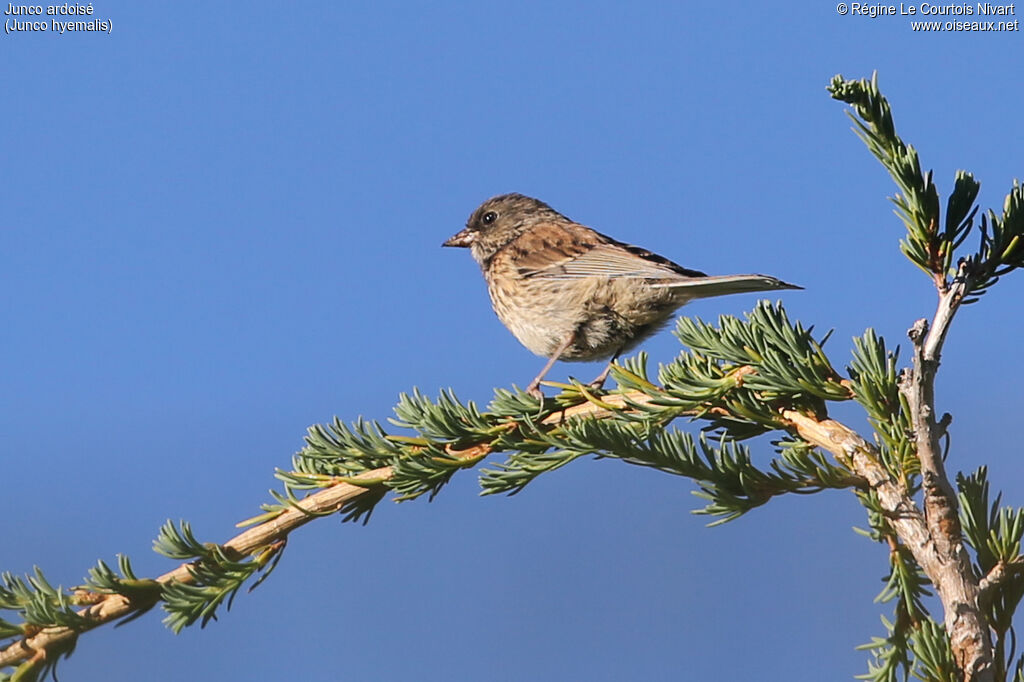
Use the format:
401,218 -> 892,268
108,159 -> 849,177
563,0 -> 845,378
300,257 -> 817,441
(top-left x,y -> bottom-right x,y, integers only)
444,193 -> 800,396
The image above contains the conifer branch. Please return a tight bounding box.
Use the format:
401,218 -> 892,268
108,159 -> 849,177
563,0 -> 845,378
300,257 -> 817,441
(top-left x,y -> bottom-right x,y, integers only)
0,392 -> 682,671
0,372 -> 862,673
828,71 -> 1024,681
0,468 -> 390,670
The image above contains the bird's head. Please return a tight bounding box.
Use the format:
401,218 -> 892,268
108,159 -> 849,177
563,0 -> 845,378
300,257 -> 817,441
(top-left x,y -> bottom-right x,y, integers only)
443,193 -> 567,266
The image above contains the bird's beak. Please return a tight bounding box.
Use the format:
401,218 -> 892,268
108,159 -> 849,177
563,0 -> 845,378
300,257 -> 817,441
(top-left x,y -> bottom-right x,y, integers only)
442,227 -> 475,248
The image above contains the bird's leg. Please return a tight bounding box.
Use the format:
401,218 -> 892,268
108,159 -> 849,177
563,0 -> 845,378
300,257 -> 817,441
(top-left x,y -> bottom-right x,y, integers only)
525,331 -> 577,398
588,348 -> 623,391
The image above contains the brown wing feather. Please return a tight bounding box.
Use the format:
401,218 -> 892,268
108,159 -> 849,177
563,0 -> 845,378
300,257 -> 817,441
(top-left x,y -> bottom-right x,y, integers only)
509,222 -> 706,280
502,221 -> 598,275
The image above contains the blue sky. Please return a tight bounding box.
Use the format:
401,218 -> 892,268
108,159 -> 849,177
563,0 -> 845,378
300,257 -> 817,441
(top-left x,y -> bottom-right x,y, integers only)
3,3 -> 1022,680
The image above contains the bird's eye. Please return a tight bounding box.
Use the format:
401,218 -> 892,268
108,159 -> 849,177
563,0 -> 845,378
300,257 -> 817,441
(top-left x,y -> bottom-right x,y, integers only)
482,211 -> 497,225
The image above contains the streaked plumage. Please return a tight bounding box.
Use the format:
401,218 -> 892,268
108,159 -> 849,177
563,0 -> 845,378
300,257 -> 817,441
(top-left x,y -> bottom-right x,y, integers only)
444,193 -> 800,394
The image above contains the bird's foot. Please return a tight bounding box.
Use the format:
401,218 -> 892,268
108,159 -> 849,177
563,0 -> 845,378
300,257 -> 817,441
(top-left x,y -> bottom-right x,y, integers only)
587,363 -> 615,391
525,382 -> 544,399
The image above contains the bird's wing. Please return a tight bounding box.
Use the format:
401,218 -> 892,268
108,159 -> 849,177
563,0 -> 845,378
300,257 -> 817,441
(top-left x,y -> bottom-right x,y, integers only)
512,223 -> 707,280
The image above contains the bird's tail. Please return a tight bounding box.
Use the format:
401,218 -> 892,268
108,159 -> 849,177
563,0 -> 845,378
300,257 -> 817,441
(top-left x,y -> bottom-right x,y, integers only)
654,274 -> 802,299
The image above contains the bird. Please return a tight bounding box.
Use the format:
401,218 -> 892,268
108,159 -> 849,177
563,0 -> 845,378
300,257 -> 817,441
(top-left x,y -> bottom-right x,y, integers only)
443,193 -> 801,396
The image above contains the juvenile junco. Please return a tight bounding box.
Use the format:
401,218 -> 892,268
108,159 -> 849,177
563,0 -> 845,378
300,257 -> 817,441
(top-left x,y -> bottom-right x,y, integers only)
444,193 -> 800,396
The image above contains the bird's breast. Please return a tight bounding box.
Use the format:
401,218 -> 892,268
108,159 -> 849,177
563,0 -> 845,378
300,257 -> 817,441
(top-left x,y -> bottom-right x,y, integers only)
483,267 -> 689,360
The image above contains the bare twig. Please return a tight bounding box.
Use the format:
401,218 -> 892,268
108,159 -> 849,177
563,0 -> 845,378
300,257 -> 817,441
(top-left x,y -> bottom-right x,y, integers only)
979,558 -> 1024,605
781,411 -> 929,554
896,263 -> 993,681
